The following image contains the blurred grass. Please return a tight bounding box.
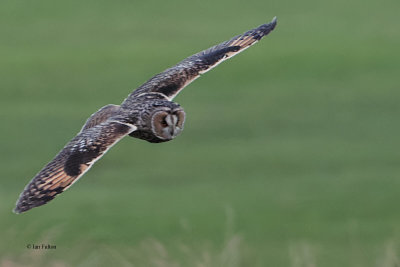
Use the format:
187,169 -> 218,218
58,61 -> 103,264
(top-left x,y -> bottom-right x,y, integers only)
1,0 -> 399,266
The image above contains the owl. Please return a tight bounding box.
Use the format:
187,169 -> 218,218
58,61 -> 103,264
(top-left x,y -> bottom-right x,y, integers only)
14,17 -> 277,213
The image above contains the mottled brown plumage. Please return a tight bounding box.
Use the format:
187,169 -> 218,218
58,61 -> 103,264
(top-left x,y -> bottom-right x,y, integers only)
14,17 -> 277,213
14,121 -> 136,213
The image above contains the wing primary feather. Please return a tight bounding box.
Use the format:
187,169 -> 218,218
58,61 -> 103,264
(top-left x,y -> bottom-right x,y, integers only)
13,120 -> 136,214
122,17 -> 277,104
14,18 -> 278,213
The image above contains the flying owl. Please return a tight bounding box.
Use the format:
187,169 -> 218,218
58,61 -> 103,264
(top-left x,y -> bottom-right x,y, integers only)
14,17 -> 277,213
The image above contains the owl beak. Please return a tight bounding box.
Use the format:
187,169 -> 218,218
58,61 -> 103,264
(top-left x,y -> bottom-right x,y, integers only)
168,115 -> 181,137
172,126 -> 181,137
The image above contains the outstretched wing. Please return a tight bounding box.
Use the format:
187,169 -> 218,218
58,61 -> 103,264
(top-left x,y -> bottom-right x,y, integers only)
80,104 -> 121,132
123,17 -> 277,104
14,120 -> 136,214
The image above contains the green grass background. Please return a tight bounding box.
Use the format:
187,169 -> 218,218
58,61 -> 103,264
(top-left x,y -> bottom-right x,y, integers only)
0,0 -> 399,266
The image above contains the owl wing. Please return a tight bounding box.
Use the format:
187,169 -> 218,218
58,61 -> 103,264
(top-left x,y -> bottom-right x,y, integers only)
80,104 -> 121,132
14,119 -> 136,214
123,17 -> 277,103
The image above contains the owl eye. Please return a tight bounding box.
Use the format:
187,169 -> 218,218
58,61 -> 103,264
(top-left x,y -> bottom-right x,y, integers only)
161,119 -> 168,127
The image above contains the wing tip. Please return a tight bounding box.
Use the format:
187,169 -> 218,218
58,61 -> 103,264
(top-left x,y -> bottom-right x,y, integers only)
265,16 -> 277,31
13,208 -> 21,214
250,16 -> 278,41
13,199 -> 46,214
13,191 -> 47,214
271,16 -> 277,26
13,197 -> 30,214
13,194 -> 24,214
13,204 -> 25,214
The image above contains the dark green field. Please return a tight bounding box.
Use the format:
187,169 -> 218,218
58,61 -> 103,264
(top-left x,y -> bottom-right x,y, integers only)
1,0 -> 399,266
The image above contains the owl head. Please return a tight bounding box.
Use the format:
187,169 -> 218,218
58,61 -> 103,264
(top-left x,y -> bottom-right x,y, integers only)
151,106 -> 186,141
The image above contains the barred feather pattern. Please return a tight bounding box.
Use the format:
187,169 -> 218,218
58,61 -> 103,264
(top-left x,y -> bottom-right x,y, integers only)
14,17 -> 277,213
14,120 -> 136,213
122,17 -> 277,105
